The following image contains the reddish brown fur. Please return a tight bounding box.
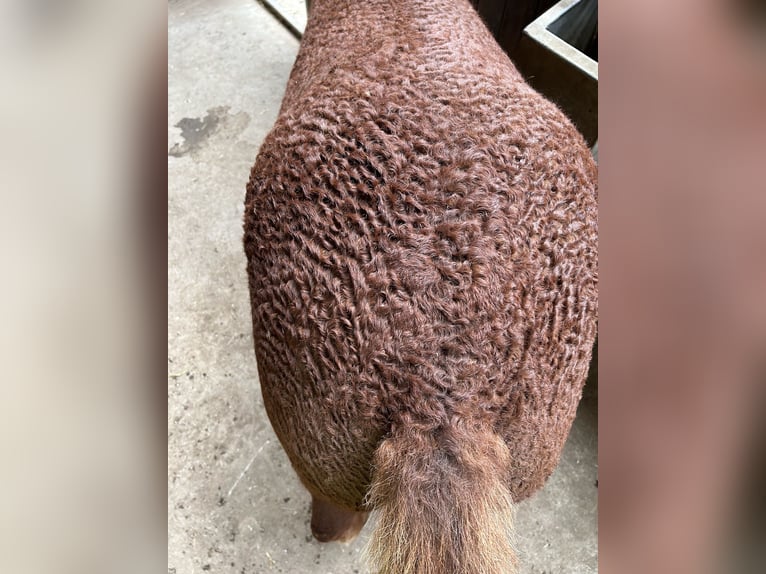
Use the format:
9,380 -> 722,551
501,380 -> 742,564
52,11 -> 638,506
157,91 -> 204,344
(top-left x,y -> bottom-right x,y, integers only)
243,1 -> 597,572
310,495 -> 369,543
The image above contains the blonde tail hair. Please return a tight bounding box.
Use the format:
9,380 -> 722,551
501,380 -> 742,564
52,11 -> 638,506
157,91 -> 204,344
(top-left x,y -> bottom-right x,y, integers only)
366,425 -> 517,574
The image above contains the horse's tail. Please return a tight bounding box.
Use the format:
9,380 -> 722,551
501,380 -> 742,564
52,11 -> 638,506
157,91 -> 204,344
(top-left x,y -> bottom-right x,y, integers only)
366,424 -> 517,574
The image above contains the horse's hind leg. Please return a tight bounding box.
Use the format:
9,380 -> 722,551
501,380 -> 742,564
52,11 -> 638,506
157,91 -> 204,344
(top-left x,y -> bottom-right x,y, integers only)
310,495 -> 369,543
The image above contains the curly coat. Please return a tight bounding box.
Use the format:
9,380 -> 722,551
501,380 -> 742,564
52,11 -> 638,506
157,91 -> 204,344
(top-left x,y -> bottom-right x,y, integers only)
243,1 -> 597,572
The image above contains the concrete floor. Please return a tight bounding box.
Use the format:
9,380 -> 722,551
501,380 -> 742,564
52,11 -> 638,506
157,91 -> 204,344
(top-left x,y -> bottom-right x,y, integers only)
167,1 -> 598,572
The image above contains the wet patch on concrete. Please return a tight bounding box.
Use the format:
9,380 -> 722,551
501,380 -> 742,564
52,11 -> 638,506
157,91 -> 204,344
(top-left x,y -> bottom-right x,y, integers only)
169,106 -> 250,157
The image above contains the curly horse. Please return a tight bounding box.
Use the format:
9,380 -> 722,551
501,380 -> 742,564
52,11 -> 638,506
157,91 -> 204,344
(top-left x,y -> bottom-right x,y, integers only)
244,1 -> 597,572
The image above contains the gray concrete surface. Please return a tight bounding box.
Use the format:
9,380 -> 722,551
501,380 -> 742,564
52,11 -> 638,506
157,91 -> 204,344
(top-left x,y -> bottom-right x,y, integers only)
168,1 -> 598,572
265,0 -> 308,34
